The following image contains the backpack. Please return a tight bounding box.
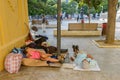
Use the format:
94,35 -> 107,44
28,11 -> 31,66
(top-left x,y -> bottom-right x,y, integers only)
11,47 -> 26,58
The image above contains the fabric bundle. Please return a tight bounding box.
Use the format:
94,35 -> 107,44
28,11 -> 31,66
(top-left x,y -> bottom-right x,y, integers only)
4,53 -> 22,73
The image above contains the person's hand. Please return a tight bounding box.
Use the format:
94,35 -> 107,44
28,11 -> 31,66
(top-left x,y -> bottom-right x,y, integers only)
26,53 -> 32,58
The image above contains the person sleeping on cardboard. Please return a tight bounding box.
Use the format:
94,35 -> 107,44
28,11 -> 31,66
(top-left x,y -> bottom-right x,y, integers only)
24,47 -> 60,63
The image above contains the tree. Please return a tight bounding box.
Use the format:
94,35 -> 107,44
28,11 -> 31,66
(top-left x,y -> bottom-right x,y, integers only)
28,0 -> 57,16
101,0 -> 108,13
73,0 -> 103,23
28,0 -> 38,15
106,0 -> 118,44
61,1 -> 77,15
57,0 -> 61,55
47,0 -> 57,15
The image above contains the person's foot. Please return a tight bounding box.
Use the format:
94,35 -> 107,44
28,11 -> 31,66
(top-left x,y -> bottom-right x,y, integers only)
70,57 -> 74,62
59,59 -> 64,64
58,55 -> 65,64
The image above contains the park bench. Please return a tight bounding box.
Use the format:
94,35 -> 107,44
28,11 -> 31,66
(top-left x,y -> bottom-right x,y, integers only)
31,19 -> 57,28
32,19 -> 42,25
68,23 -> 98,31
54,23 -> 101,36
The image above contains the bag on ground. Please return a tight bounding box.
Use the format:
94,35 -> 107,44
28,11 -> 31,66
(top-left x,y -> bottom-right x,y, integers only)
4,53 -> 22,73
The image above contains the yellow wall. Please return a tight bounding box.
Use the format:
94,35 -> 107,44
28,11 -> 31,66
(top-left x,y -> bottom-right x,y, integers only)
0,0 -> 29,71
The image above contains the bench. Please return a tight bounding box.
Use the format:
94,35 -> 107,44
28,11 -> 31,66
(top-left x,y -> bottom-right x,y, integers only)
32,19 -> 42,25
68,23 -> 98,31
53,23 -> 101,36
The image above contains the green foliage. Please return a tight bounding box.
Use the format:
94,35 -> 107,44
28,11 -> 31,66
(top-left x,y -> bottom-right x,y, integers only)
73,0 -> 104,14
28,0 -> 57,16
62,1 -> 77,14
37,0 -> 47,3
83,0 -> 93,8
72,0 -> 81,3
47,0 -> 57,6
102,0 -> 108,13
28,0 -> 107,16
92,0 -> 102,10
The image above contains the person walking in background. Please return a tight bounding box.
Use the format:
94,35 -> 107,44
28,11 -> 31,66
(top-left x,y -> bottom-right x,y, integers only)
41,15 -> 47,32
77,15 -> 79,22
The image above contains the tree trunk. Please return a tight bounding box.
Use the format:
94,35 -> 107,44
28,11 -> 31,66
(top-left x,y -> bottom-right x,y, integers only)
106,0 -> 118,44
57,0 -> 61,55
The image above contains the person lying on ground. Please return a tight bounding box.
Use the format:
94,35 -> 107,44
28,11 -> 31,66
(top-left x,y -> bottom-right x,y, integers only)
71,45 -> 93,61
71,45 -> 96,69
24,47 -> 60,63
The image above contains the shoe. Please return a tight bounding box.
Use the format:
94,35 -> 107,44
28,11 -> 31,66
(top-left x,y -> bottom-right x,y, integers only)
35,35 -> 48,40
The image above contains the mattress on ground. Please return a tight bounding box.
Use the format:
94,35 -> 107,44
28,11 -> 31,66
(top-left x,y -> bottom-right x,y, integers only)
22,58 -> 48,66
22,58 -> 62,67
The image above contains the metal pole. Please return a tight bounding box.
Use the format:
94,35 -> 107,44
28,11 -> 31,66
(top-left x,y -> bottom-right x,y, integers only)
57,0 -> 61,55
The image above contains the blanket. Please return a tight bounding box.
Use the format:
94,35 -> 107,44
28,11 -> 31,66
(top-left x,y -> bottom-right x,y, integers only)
62,62 -> 100,71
